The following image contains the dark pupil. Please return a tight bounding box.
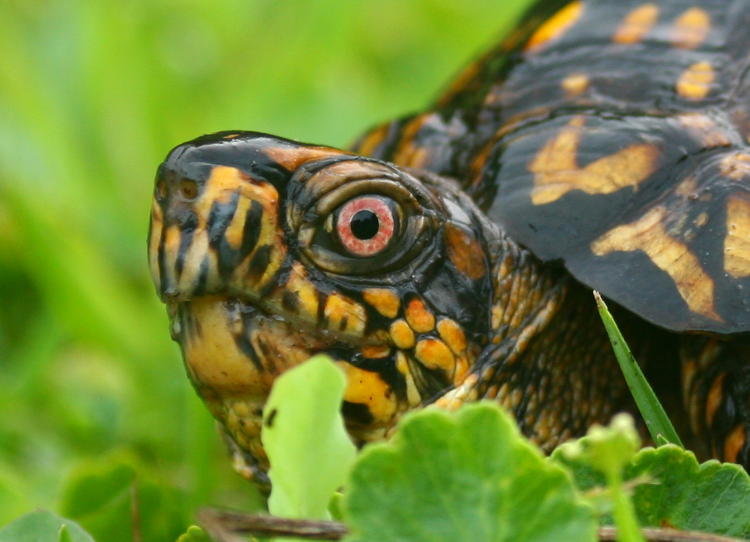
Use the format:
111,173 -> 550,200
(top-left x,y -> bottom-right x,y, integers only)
350,210 -> 380,240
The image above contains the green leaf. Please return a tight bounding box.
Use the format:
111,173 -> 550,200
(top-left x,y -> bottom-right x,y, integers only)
0,510 -> 94,542
175,525 -> 212,542
262,355 -> 357,520
593,291 -> 683,447
58,458 -> 188,542
344,402 -> 596,542
554,443 -> 750,537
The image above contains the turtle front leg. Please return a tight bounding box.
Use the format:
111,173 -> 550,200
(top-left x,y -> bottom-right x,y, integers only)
682,336 -> 750,467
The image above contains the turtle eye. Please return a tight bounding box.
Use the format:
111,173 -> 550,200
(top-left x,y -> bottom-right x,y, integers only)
336,196 -> 396,257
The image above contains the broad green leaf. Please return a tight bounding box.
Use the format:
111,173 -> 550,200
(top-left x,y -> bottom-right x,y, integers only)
175,525 -> 212,542
263,355 -> 357,520
0,510 -> 94,542
344,402 -> 596,542
558,414 -> 643,542
593,291 -> 683,448
58,458 -> 188,542
554,443 -> 750,537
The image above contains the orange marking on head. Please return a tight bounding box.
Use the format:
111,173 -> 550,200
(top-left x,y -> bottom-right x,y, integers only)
415,338 -> 456,372
437,318 -> 467,355
148,202 -> 164,286
525,1 -> 583,52
676,61 -> 714,100
354,122 -> 390,157
672,7 -> 711,49
392,114 -> 431,168
724,424 -> 747,463
705,372 -> 726,428
561,73 -> 589,97
361,345 -> 392,359
724,195 -> 750,278
591,206 -> 720,320
613,3 -> 659,44
363,288 -> 401,318
324,292 -> 366,336
285,263 -> 320,317
436,60 -> 482,107
390,319 -> 415,349
405,298 -> 435,333
263,145 -> 348,172
337,362 -> 397,423
529,116 -> 660,205
444,224 -> 487,280
224,196 -> 251,249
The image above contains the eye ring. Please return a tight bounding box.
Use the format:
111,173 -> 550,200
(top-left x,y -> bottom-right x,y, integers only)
336,196 -> 395,257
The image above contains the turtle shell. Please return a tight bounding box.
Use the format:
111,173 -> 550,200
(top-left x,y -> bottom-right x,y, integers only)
356,0 -> 750,334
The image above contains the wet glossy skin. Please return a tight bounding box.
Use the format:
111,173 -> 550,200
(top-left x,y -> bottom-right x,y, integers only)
150,0 -> 750,479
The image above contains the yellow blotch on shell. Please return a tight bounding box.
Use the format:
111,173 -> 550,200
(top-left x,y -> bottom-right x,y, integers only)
724,195 -> 750,278
437,318 -> 467,355
720,153 -> 750,181
591,206 -> 720,320
676,61 -> 714,100
363,288 -> 401,318
389,319 -> 415,349
405,298 -> 435,333
672,7 -> 711,49
612,3 -> 659,44
324,293 -> 366,336
525,1 -> 583,52
415,338 -> 455,373
561,73 -> 589,97
529,116 -> 660,205
337,362 -> 397,423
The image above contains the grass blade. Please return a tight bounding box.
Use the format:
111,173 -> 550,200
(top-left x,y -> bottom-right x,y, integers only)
593,291 -> 683,448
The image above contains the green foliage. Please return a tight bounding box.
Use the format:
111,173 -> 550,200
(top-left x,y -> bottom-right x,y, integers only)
555,443 -> 750,538
344,403 -> 597,542
0,0 -> 532,533
594,292 -> 683,448
263,356 -> 356,520
0,510 -> 94,542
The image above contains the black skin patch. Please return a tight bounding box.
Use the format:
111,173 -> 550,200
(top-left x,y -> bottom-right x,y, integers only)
175,212 -> 198,278
281,290 -> 300,313
264,408 -> 278,428
342,401 -> 374,428
247,244 -> 272,283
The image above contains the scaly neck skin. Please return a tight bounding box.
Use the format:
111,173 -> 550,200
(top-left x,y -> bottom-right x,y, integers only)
438,226 -> 630,451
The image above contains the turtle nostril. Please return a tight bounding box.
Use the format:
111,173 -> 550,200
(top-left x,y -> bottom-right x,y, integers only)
155,179 -> 168,201
179,179 -> 199,200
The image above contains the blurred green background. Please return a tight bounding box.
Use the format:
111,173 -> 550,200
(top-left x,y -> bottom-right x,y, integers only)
0,0 -> 530,538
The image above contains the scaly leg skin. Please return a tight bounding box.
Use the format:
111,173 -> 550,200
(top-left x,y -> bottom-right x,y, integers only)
682,336 -> 750,466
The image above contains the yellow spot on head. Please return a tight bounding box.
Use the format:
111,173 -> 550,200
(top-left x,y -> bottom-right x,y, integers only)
389,319 -> 415,349
285,263 -> 319,318
613,3 -> 659,44
676,61 -> 714,100
561,73 -> 589,97
405,298 -> 435,333
705,372 -> 726,428
724,195 -> 750,278
437,318 -> 467,354
361,345 -> 391,359
591,206 -> 720,320
415,338 -> 456,372
324,293 -> 366,336
337,362 -> 397,424
529,116 -> 660,205
363,288 -> 401,318
672,7 -> 711,49
525,1 -> 583,52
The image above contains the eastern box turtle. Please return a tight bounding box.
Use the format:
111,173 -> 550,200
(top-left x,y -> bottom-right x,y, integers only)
148,0 -> 750,483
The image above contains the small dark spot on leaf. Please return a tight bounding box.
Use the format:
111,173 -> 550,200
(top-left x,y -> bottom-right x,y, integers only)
265,408 -> 278,428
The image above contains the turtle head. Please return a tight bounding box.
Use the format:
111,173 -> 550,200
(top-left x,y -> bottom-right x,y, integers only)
148,131 -> 493,481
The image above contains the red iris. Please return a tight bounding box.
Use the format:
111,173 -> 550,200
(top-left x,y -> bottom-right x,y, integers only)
336,196 -> 395,256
